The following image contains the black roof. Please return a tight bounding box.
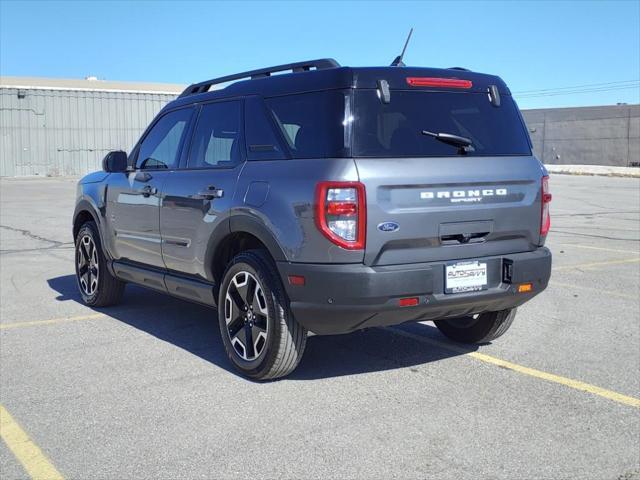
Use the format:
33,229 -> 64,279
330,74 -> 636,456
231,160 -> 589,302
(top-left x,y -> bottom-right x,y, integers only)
166,59 -> 510,112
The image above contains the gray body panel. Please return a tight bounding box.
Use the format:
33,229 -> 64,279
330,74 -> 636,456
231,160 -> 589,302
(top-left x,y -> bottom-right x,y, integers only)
234,158 -> 362,264
160,167 -> 241,279
104,171 -> 169,269
355,155 -> 546,266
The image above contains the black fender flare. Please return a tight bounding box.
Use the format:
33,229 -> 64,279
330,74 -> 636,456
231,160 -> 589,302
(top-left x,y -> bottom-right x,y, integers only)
73,197 -> 117,270
203,214 -> 288,282
72,199 -> 101,237
230,215 -> 287,262
203,217 -> 233,281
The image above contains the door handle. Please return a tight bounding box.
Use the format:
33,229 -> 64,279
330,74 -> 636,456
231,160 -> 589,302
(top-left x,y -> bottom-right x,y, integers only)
194,186 -> 224,200
139,185 -> 157,197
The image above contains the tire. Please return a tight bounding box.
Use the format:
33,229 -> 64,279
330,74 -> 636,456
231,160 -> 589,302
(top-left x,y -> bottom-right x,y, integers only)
218,249 -> 307,380
434,308 -> 517,344
75,221 -> 125,307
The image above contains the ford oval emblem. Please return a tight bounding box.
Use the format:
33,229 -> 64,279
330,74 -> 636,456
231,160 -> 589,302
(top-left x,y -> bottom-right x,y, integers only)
378,221 -> 400,232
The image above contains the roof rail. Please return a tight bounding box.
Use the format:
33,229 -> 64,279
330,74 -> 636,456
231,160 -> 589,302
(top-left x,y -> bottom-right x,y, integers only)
179,58 -> 340,98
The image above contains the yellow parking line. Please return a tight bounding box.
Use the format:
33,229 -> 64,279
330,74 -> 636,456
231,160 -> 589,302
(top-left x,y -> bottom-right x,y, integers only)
0,313 -> 105,330
466,352 -> 640,408
555,243 -> 640,255
0,405 -> 64,480
549,280 -> 638,300
554,257 -> 640,271
389,328 -> 640,409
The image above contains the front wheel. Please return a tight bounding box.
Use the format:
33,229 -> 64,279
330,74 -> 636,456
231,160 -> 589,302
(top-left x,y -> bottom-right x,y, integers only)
434,309 -> 517,344
75,221 -> 124,307
218,250 -> 307,380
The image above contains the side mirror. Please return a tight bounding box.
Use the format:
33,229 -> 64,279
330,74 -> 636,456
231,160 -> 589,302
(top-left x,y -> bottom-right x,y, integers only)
102,151 -> 128,172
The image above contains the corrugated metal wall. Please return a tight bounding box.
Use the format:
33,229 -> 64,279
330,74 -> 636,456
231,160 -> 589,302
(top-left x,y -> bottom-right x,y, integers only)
521,104 -> 640,167
0,87 -> 176,177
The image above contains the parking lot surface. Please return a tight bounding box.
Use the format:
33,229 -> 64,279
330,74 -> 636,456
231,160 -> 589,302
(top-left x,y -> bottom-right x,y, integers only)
1,174 -> 639,479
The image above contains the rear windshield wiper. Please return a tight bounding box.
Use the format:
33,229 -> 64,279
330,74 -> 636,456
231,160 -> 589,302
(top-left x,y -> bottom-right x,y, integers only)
421,130 -> 475,154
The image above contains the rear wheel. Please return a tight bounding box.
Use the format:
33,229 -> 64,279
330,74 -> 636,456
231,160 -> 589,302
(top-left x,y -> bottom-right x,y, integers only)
218,250 -> 307,380
75,221 -> 125,307
434,308 -> 516,344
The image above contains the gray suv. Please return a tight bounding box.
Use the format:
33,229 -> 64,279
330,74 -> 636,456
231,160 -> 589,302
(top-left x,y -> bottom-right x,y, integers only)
73,59 -> 552,380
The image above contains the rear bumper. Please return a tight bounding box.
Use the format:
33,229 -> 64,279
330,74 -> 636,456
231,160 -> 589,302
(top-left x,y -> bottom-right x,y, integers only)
277,247 -> 551,335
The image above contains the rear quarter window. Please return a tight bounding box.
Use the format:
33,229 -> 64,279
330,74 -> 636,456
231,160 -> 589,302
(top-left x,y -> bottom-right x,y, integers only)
265,91 -> 347,158
244,96 -> 286,161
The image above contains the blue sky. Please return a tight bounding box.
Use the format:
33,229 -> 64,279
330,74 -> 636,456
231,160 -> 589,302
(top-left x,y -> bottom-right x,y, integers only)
1,0 -> 638,109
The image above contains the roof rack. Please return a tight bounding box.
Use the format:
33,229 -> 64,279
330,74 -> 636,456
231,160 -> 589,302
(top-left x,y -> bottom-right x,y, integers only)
179,58 -> 340,98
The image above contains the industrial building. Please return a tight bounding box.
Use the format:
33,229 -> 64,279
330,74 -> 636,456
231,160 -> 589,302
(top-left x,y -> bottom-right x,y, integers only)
1,76 -> 638,177
0,76 -> 182,177
522,104 -> 639,167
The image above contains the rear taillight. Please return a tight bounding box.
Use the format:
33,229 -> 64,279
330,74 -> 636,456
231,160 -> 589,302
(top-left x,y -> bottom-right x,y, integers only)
540,175 -> 552,236
315,181 -> 366,250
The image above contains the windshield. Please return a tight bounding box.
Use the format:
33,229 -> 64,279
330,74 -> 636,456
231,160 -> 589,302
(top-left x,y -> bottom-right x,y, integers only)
352,90 -> 532,157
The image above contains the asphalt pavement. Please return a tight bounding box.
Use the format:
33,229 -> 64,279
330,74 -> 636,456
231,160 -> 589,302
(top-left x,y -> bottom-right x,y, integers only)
1,173 -> 639,479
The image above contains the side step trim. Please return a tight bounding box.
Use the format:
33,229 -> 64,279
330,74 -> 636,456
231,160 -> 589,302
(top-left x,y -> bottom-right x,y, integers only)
112,262 -> 166,292
164,275 -> 216,306
112,261 -> 217,307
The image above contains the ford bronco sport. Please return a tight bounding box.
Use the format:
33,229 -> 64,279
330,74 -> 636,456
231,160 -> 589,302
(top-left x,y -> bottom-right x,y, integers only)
73,59 -> 552,380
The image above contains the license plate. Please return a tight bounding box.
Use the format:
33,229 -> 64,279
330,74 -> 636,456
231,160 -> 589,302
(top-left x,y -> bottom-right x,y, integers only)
445,261 -> 488,293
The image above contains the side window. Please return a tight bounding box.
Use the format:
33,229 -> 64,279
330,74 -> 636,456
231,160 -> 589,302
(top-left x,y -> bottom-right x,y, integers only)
188,101 -> 242,168
244,96 -> 285,161
137,108 -> 192,170
265,91 -> 346,159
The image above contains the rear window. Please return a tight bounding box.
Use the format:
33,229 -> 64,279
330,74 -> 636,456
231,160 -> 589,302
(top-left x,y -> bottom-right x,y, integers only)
352,90 -> 531,157
265,91 -> 347,158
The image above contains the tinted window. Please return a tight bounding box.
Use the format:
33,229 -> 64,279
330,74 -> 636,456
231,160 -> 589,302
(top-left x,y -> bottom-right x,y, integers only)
265,91 -> 347,158
137,108 -> 192,169
189,101 -> 242,168
245,97 -> 285,161
353,91 -> 531,157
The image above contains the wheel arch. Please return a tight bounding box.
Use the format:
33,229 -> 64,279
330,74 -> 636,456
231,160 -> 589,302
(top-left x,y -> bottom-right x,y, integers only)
73,200 -> 101,239
207,215 -> 287,286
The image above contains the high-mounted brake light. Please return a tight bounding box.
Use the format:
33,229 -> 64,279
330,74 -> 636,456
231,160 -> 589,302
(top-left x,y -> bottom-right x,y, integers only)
406,77 -> 473,89
540,176 -> 552,235
316,181 -> 366,250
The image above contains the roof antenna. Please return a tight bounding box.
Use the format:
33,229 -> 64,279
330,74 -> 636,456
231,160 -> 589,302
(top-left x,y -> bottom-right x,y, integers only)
390,28 -> 413,67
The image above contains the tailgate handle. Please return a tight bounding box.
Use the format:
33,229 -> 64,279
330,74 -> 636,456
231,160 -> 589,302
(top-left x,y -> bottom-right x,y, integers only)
439,220 -> 493,245
441,232 -> 489,245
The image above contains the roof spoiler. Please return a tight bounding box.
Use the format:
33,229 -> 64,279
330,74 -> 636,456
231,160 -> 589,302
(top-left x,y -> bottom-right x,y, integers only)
179,58 -> 340,98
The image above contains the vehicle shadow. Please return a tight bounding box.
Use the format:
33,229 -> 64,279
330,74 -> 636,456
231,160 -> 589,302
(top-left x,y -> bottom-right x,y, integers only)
47,274 -> 477,381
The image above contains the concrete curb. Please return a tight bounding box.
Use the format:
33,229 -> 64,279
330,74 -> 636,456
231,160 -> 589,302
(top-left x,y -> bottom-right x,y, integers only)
545,164 -> 640,178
